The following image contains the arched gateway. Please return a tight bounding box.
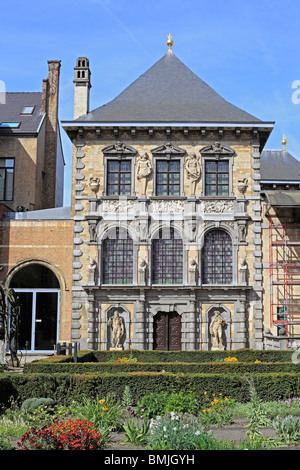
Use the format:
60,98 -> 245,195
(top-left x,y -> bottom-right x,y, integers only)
9,264 -> 60,352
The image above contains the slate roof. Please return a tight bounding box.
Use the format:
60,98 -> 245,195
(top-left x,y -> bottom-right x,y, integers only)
261,149 -> 300,182
0,92 -> 44,134
75,53 -> 263,124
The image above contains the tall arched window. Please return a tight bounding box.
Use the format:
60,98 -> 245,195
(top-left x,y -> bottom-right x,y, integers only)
102,228 -> 133,284
152,228 -> 183,284
202,230 -> 233,284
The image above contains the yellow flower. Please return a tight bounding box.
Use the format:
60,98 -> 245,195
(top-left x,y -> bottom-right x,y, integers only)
208,408 -> 212,413
202,409 -> 206,413
214,398 -> 219,403
101,406 -> 108,412
204,391 -> 207,395
99,399 -> 105,405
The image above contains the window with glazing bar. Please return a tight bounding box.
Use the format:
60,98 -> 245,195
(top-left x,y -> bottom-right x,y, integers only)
202,230 -> 232,284
152,228 -> 183,284
107,160 -> 131,195
205,160 -> 229,196
156,160 -> 180,196
0,158 -> 14,201
102,228 -> 133,284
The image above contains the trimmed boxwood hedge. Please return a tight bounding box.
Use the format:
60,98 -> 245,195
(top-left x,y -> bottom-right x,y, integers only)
1,371 -> 300,406
23,361 -> 300,375
27,349 -> 295,366
82,349 -> 295,363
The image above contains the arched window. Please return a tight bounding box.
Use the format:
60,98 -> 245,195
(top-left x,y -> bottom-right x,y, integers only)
152,228 -> 183,284
202,230 -> 233,284
102,228 -> 133,284
10,264 -> 60,352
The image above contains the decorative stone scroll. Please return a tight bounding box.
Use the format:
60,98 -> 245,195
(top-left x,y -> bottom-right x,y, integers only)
89,175 -> 100,194
237,178 -> 248,194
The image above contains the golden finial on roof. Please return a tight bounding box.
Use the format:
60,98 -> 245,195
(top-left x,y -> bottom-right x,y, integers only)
167,34 -> 173,53
282,134 -> 287,151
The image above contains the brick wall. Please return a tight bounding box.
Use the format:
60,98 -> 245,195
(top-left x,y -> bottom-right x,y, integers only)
0,219 -> 74,342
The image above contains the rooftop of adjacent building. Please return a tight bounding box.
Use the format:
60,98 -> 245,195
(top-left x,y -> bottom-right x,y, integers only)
0,92 -> 44,134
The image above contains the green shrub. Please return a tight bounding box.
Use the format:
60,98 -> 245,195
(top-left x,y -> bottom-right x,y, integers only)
272,415 -> 300,444
21,397 -> 54,413
1,371 -> 300,407
164,391 -> 199,414
137,392 -> 169,419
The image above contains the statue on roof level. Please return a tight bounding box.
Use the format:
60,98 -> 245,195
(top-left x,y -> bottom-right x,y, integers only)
136,152 -> 153,195
185,152 -> 201,195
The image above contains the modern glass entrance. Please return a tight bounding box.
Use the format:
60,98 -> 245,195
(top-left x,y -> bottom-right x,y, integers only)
9,264 -> 60,353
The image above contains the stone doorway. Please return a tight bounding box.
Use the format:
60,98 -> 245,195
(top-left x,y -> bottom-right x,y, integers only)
153,311 -> 181,350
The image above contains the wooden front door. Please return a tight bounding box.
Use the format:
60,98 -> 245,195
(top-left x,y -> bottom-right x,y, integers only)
154,312 -> 181,350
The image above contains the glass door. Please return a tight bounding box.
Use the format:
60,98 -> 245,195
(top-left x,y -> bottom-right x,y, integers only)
14,289 -> 60,352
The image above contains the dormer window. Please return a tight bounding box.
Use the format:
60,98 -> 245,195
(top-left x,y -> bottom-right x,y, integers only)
21,106 -> 35,115
0,122 -> 20,128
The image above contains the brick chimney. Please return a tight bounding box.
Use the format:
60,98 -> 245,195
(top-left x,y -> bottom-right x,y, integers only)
73,57 -> 91,119
42,59 -> 61,208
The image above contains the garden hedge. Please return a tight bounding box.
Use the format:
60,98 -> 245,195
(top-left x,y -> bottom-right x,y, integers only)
1,371 -> 300,406
29,348 -> 295,364
23,361 -> 300,375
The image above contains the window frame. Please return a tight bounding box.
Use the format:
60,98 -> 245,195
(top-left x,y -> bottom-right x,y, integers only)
0,157 -> 15,201
201,229 -> 233,285
152,154 -> 185,197
151,227 -> 184,285
102,143 -> 137,197
204,159 -> 230,196
155,159 -> 181,197
100,227 -> 136,285
200,144 -> 235,197
106,159 -> 132,196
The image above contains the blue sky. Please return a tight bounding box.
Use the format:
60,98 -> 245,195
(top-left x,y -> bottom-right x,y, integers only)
1,0 -> 300,206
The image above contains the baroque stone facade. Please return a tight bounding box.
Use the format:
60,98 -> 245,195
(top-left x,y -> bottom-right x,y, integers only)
62,51 -> 275,351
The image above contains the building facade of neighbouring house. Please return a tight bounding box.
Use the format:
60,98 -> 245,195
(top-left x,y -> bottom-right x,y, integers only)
1,42 -> 300,357
0,61 -> 73,356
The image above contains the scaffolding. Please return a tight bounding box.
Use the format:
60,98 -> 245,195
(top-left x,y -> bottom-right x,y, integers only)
269,220 -> 300,335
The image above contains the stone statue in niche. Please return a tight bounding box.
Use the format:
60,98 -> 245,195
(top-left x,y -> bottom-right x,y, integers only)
89,175 -> 100,194
189,258 -> 197,284
139,259 -> 148,284
88,258 -> 97,284
239,258 -> 248,285
88,221 -> 97,242
185,153 -> 201,195
136,152 -> 153,195
108,310 -> 125,350
238,223 -> 247,243
209,310 -> 226,350
237,178 -> 248,194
